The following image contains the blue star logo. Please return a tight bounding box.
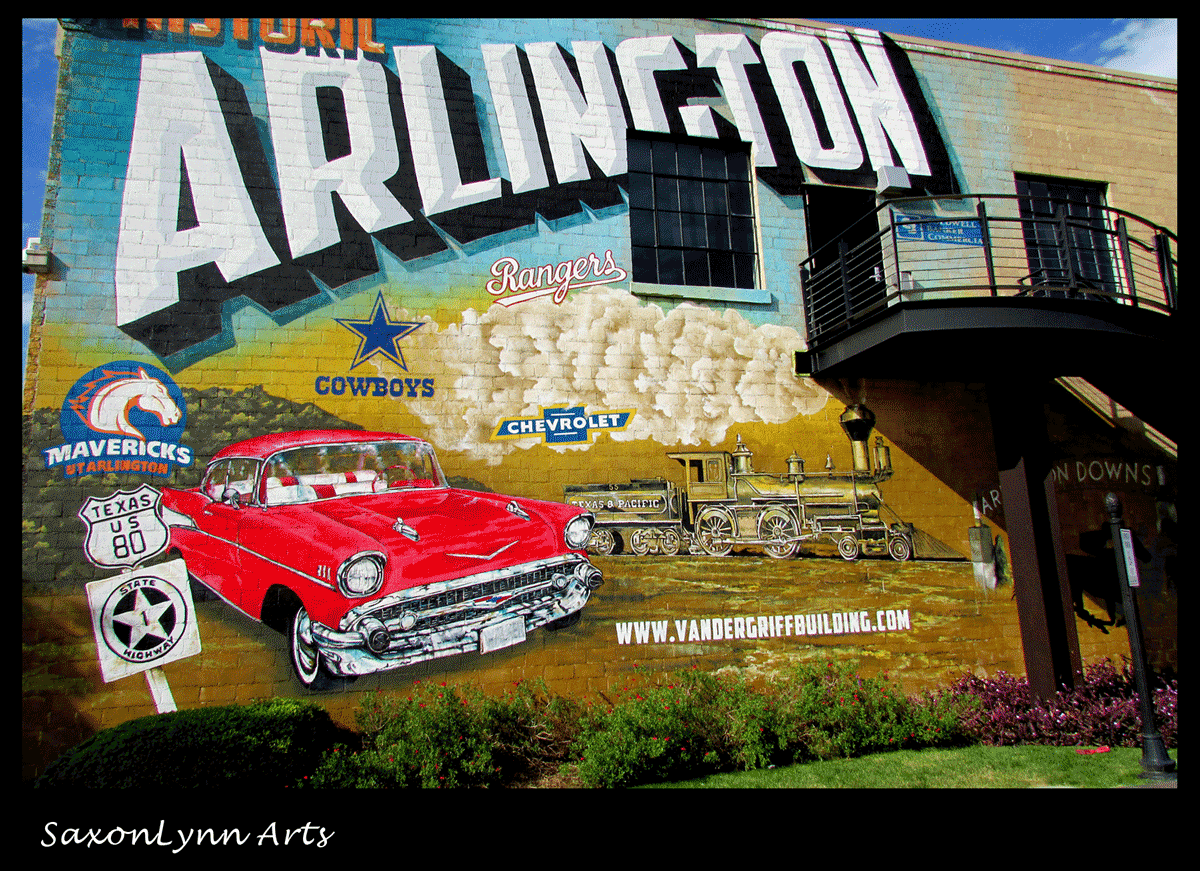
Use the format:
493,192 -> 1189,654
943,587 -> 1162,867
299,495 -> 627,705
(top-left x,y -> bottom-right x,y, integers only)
335,292 -> 424,370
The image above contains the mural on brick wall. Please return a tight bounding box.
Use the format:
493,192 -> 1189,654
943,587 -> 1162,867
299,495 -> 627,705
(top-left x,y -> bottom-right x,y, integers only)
562,404 -> 926,561
23,18 -> 1173,766
158,428 -> 604,689
106,18 -> 953,367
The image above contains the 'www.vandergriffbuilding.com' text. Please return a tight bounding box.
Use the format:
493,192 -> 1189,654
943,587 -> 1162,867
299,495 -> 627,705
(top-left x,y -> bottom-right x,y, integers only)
616,610 -> 912,645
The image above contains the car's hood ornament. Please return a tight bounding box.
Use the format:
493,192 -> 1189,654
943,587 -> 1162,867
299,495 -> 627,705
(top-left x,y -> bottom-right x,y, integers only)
447,540 -> 519,561
392,517 -> 419,541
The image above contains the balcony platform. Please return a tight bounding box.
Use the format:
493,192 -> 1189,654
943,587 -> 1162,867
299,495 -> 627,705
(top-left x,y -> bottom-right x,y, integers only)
798,194 -> 1177,437
807,295 -> 1173,374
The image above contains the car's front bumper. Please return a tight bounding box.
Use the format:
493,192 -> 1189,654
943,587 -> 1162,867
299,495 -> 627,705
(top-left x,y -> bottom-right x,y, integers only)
310,554 -> 603,676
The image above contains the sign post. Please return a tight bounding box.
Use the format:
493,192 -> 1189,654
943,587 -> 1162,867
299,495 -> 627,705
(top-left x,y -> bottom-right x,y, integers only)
85,558 -> 200,713
1104,493 -> 1175,780
79,486 -> 200,714
143,666 -> 178,714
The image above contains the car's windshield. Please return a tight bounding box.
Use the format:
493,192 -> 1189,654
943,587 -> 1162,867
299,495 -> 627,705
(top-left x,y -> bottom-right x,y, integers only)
261,440 -> 446,505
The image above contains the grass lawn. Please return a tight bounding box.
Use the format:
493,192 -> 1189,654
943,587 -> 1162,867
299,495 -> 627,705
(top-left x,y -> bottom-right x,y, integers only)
635,745 -> 1178,789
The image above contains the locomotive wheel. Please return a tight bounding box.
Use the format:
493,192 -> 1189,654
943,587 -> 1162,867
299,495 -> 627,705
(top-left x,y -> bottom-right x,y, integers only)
659,528 -> 682,556
590,528 -> 619,555
758,508 -> 798,559
888,534 -> 913,562
837,534 -> 859,561
630,528 -> 652,556
695,507 -> 734,557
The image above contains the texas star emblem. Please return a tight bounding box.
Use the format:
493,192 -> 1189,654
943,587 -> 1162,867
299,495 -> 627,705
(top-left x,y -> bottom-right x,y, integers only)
335,291 -> 424,370
85,559 -> 202,683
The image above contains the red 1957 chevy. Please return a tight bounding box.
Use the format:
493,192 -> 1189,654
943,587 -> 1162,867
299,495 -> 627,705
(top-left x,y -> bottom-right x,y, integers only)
161,430 -> 602,690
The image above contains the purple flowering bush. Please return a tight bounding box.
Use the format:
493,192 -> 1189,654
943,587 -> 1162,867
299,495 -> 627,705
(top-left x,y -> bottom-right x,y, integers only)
943,659 -> 1176,748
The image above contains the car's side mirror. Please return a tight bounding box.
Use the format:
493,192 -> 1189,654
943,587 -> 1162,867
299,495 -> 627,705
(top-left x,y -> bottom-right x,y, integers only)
221,487 -> 242,509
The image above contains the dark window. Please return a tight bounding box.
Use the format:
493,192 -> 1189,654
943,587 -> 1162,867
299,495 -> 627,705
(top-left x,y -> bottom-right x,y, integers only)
1015,175 -> 1115,295
629,135 -> 758,291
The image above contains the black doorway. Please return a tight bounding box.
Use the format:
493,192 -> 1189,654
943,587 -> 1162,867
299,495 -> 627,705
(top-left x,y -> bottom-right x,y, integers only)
803,185 -> 886,334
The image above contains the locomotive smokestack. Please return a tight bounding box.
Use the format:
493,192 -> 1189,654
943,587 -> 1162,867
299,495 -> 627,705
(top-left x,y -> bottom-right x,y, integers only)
838,404 -> 876,475
731,434 -> 753,475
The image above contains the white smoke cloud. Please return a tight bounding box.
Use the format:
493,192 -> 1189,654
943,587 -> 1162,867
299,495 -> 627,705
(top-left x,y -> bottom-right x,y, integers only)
379,287 -> 827,464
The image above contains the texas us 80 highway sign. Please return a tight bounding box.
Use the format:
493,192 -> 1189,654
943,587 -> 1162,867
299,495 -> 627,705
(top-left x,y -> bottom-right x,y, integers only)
78,483 -> 171,570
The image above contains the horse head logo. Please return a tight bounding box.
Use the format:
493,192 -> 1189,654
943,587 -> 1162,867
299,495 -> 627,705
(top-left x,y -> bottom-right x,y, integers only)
69,367 -> 182,440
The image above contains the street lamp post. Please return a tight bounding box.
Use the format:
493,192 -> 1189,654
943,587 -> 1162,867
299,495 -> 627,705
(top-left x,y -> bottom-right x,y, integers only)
1105,493 -> 1175,780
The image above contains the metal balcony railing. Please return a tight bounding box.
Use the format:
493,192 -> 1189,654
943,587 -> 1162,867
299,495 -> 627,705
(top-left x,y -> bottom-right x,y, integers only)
799,194 -> 1178,348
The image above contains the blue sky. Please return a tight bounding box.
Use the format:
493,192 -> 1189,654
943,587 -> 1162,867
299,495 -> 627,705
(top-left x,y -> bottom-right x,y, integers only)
20,18 -> 1178,387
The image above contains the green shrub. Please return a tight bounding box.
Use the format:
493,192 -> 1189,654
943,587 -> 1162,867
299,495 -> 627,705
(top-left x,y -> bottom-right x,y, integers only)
308,679 -> 588,788
575,663 -> 971,787
575,667 -> 785,788
34,698 -> 351,788
478,679 -> 585,780
305,682 -> 501,788
772,661 -> 969,763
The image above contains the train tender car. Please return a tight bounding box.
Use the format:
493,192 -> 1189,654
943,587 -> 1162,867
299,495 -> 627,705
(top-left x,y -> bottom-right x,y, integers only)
564,404 -> 915,561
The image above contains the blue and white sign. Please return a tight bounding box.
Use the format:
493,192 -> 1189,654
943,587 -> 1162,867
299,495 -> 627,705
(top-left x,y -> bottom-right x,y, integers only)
895,213 -> 983,246
492,406 -> 635,445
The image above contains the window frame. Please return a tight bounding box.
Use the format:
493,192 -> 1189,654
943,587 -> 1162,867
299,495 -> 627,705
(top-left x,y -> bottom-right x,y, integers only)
627,132 -> 770,305
1013,173 -> 1116,295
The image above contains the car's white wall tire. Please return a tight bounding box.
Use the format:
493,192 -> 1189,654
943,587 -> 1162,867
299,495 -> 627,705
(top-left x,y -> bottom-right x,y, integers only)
289,605 -> 334,691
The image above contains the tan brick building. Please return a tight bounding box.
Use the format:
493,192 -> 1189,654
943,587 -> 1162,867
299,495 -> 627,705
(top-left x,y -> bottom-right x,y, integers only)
23,19 -> 1176,781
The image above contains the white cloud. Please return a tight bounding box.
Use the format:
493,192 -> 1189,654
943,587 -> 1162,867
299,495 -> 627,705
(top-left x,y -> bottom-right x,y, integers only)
372,288 -> 829,464
1097,19 -> 1176,78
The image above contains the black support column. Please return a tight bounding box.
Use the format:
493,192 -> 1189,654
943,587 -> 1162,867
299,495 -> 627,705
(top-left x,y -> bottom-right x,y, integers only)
986,380 -> 1081,698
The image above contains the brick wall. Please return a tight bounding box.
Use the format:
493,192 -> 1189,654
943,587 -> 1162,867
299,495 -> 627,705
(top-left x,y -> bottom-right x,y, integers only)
23,19 -> 1175,781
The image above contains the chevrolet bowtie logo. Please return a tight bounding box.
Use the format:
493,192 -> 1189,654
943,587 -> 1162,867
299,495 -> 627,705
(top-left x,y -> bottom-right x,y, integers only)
492,405 -> 634,445
447,540 -> 518,561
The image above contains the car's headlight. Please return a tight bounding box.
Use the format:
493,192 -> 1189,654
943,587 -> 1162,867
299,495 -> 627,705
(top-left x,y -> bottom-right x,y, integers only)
337,552 -> 386,597
564,513 -> 595,550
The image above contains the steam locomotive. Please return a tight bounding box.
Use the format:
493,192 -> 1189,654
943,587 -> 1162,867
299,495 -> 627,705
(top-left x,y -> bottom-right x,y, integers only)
564,404 -> 915,561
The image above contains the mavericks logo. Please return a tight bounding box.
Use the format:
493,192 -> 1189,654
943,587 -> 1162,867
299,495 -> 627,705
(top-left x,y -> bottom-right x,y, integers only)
44,361 -> 193,478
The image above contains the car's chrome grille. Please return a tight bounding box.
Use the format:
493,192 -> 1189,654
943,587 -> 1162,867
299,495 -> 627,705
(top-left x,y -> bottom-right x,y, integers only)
416,588 -> 550,630
367,561 -> 569,628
